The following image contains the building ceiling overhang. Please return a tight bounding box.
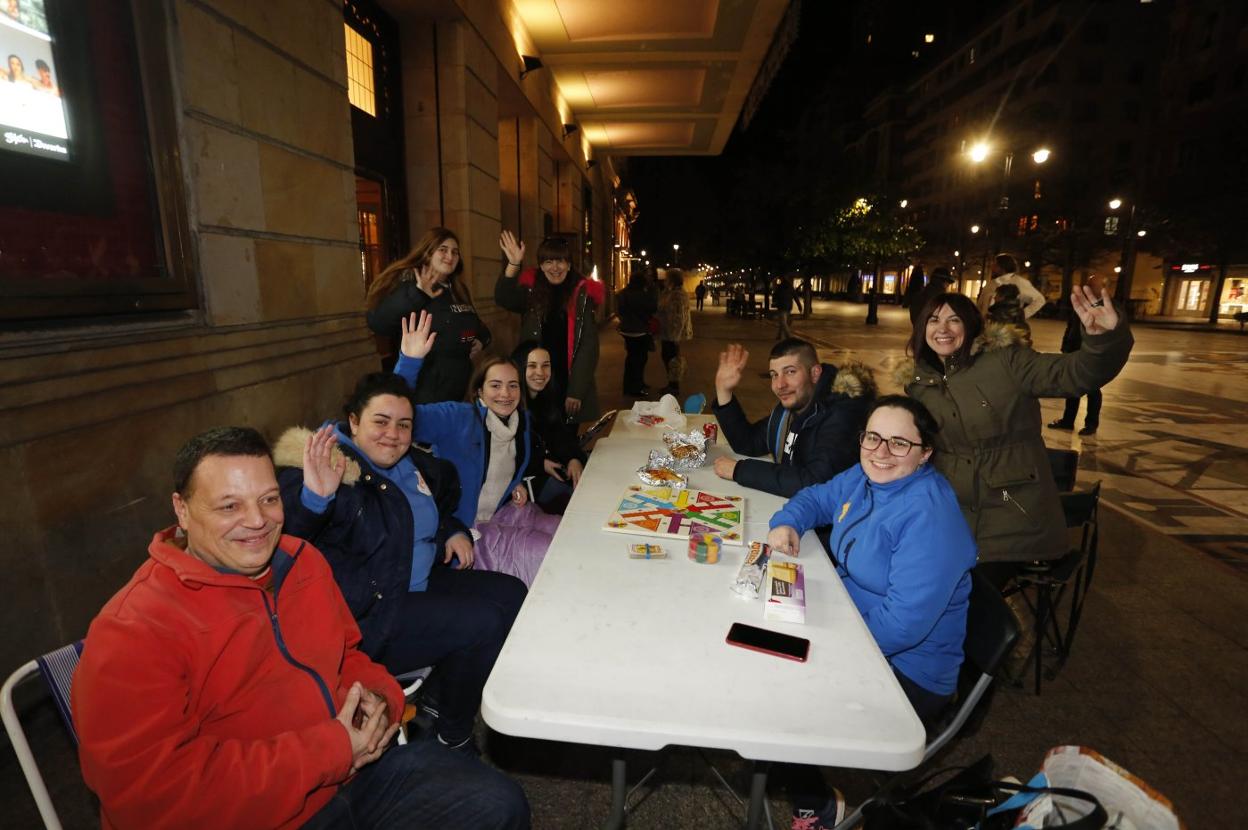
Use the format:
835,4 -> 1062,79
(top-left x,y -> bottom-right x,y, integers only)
510,0 -> 792,157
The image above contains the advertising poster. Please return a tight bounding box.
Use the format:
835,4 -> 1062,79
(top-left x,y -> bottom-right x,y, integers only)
1,0 -> 70,160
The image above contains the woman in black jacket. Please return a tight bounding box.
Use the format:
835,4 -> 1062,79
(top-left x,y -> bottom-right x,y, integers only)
365,227 -> 490,401
512,340 -> 586,511
275,372 -> 526,752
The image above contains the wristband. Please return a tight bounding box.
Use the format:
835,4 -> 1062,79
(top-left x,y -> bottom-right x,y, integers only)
508,261 -> 521,267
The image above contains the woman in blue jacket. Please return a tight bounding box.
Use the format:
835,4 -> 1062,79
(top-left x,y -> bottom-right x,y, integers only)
395,312 -> 560,586
768,395 -> 976,722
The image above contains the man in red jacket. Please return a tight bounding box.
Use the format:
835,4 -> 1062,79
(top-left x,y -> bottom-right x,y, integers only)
73,426 -> 529,830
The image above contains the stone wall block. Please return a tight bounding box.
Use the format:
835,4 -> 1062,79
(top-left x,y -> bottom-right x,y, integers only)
206,0 -> 336,80
254,239 -> 317,319
199,232 -> 261,326
295,70 -> 353,163
314,243 -> 367,317
176,0 -> 241,122
469,165 -> 502,221
185,121 -> 265,230
257,143 -> 354,242
234,34 -> 300,147
464,72 -> 498,135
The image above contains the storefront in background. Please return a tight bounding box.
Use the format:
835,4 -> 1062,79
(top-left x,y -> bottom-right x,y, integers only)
1162,262 -> 1248,318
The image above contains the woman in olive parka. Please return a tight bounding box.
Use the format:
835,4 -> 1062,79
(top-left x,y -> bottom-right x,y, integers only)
898,287 -> 1132,585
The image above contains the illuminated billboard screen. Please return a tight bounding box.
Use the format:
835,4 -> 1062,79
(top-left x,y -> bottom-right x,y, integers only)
1,0 -> 69,160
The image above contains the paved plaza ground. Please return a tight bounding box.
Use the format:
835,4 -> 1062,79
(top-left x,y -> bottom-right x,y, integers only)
3,300 -> 1244,828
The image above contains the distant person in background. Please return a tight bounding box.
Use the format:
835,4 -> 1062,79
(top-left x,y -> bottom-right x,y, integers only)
977,254 -> 1046,319
616,271 -> 657,398
985,283 -> 1032,347
773,277 -> 795,339
656,270 -> 692,397
909,267 -> 955,328
32,59 -> 58,95
1049,274 -> 1106,436
695,280 -> 707,310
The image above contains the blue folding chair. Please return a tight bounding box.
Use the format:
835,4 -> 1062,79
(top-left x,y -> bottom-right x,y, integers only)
683,392 -> 706,414
1,641 -> 84,830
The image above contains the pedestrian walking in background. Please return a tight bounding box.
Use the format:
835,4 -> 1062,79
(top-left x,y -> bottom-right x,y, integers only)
365,227 -> 490,398
496,230 -> 604,423
695,280 -> 707,310
616,271 -> 657,398
773,276 -> 795,339
976,253 -> 1047,319
1049,275 -> 1106,435
657,270 -> 693,397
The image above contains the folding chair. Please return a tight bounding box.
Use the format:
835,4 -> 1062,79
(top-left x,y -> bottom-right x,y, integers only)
1,641 -> 84,830
395,666 -> 434,747
1008,482 -> 1101,694
833,570 -> 1021,829
1046,448 -> 1079,492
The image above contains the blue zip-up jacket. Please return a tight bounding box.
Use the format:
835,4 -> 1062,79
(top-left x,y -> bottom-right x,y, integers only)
769,464 -> 976,695
396,354 -> 544,527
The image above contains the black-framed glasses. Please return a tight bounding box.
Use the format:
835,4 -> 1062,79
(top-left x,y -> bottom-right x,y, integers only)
858,431 -> 922,456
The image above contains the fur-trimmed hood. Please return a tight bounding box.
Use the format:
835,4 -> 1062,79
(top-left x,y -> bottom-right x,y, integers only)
827,359 -> 876,400
274,425 -> 367,486
892,321 -> 1033,387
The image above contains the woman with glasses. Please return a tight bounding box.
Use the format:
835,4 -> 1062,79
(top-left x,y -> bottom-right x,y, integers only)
497,231 -> 604,423
769,395 -> 976,723
898,286 -> 1132,587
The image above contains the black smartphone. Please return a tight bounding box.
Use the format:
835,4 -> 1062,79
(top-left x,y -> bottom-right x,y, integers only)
726,622 -> 810,662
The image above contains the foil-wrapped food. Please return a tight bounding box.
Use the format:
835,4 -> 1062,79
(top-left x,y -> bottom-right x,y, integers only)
637,449 -> 689,488
662,428 -> 708,469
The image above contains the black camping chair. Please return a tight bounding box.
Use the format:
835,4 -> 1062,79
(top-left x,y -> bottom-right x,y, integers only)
1007,482 -> 1101,694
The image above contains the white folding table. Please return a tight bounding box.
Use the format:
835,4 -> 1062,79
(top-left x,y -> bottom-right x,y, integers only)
482,420 -> 924,827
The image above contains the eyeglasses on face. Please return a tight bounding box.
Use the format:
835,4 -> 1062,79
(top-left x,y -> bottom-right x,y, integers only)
858,431 -> 922,456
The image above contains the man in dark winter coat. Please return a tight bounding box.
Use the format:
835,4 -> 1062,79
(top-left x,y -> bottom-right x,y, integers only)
710,338 -> 875,497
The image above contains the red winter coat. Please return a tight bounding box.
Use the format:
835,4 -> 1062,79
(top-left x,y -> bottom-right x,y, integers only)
73,529 -> 403,830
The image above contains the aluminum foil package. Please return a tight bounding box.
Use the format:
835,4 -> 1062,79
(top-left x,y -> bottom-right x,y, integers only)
637,449 -> 688,488
662,428 -> 708,469
731,541 -> 772,599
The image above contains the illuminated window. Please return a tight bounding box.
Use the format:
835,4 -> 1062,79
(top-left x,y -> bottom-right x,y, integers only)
924,33 -> 935,43
344,24 -> 376,116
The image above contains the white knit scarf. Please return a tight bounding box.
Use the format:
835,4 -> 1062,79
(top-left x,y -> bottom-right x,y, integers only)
476,408 -> 519,523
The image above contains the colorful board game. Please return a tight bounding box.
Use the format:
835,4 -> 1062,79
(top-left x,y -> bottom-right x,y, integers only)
604,485 -> 745,545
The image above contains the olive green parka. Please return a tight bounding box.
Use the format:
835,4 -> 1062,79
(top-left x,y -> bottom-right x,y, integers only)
900,320 -> 1133,563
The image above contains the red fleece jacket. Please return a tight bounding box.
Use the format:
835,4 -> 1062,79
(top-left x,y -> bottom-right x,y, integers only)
73,529 -> 403,830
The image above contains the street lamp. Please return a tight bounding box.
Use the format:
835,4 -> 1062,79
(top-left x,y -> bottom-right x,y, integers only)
970,224 -> 981,235
1031,148 -> 1051,164
899,198 -> 909,208
1107,197 -> 1139,308
967,141 -> 1053,258
672,243 -> 680,267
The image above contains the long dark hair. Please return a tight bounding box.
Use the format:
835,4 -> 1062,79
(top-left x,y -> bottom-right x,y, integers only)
907,291 -> 982,370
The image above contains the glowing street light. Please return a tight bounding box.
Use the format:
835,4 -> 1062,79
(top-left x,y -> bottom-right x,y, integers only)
1137,229 -> 1147,238
899,198 -> 909,208
639,249 -> 646,257
970,224 -> 981,234
1108,198 -> 1123,210
968,142 -> 991,163
1031,148 -> 1051,164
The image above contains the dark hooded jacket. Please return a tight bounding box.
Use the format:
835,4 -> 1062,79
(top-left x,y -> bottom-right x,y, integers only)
899,320 -> 1132,563
273,426 -> 469,659
711,362 -> 876,497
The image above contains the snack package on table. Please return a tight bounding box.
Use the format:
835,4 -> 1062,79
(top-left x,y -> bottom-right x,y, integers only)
619,394 -> 687,430
731,541 -> 772,599
637,449 -> 689,488
763,561 -> 806,624
662,428 -> 707,470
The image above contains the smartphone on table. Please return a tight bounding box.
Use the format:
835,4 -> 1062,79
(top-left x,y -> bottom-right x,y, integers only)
726,622 -> 810,662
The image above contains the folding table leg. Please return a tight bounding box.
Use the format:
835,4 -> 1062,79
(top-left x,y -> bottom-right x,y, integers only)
604,757 -> 627,830
745,761 -> 770,829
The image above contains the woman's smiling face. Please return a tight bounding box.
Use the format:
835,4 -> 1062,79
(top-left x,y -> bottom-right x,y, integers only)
524,348 -> 552,394
480,363 -> 522,418
925,304 -> 966,359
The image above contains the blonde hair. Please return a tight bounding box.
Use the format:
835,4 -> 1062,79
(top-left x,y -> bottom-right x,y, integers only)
366,227 -> 472,309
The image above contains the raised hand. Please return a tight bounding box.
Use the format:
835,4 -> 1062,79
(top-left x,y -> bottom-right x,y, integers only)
1070,284 -> 1121,335
414,263 -> 445,298
499,230 -> 525,268
766,525 -> 801,557
399,311 -> 437,359
335,682 -> 399,772
715,344 -> 750,404
303,425 -> 346,498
